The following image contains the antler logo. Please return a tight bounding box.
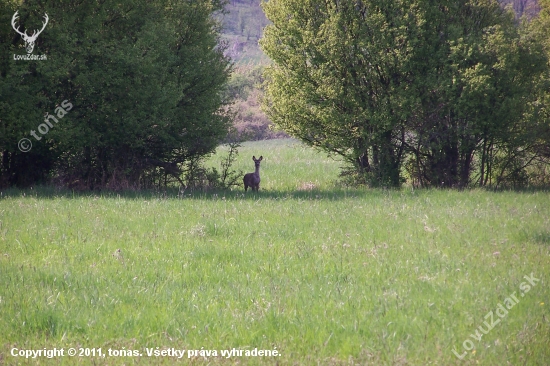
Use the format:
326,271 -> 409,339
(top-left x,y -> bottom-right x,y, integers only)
11,11 -> 49,54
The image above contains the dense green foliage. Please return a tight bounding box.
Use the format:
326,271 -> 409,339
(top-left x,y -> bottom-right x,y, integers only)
261,0 -> 550,188
525,0 -> 550,162
1,140 -> 549,365
0,0 -> 231,189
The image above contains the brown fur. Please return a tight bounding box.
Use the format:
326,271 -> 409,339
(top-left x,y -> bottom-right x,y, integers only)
243,155 -> 263,192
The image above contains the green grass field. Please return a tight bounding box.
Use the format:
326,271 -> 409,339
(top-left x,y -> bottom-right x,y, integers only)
1,139 -> 549,365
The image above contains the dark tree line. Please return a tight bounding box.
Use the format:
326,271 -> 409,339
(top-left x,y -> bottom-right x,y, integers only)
0,0 -> 232,190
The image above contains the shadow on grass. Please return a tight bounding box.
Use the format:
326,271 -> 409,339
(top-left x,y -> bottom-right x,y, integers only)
483,186 -> 550,194
1,185 -> 549,201
0,185 -> 402,201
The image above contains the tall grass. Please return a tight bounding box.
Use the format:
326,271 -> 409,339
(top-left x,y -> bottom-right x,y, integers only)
1,139 -> 548,365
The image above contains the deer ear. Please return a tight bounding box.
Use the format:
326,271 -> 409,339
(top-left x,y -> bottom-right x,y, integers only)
252,156 -> 256,160
259,156 -> 263,160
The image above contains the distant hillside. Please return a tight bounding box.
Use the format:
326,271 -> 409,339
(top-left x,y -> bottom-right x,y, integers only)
219,0 -> 270,65
500,0 -> 540,18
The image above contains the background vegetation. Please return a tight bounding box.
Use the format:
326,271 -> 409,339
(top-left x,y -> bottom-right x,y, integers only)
261,0 -> 550,188
2,0 -> 548,190
0,0 -> 231,190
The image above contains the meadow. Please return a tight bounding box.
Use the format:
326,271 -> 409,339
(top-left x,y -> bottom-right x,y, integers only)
0,139 -> 549,365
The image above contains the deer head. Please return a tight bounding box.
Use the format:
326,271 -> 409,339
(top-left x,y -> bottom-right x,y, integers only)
253,155 -> 263,169
11,11 -> 49,54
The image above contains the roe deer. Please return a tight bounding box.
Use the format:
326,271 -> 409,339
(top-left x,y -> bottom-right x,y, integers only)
243,155 -> 263,192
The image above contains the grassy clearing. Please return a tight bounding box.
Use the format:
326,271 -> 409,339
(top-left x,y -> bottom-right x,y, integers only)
212,139 -> 340,192
1,139 -> 549,365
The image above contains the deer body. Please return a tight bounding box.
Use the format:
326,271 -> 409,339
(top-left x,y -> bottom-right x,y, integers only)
243,156 -> 263,192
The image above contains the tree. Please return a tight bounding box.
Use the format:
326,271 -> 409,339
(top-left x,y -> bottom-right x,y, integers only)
405,0 -> 546,187
261,0 -> 426,186
260,0 -> 547,188
496,0 -> 550,187
0,0 -> 232,189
